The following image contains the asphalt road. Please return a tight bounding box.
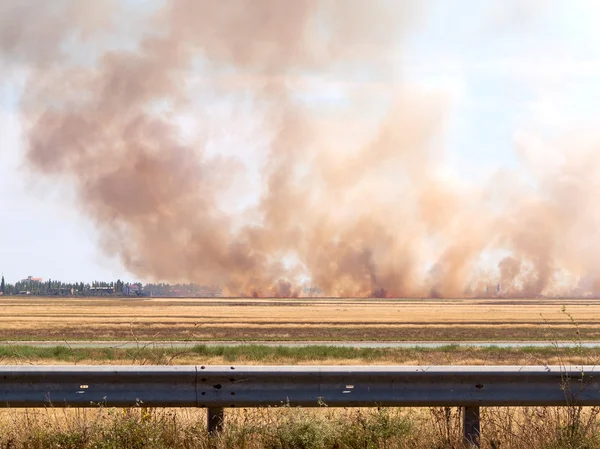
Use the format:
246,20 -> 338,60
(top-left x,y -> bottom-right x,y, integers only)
1,341 -> 599,349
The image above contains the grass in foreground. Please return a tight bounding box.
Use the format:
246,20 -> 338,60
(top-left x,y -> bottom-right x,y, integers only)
2,406 -> 600,448
1,344 -> 600,366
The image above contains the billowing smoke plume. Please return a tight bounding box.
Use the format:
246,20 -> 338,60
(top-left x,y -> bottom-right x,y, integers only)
2,1 -> 600,297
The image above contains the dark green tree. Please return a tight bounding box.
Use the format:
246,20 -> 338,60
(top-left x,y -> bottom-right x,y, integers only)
1,275 -> 5,294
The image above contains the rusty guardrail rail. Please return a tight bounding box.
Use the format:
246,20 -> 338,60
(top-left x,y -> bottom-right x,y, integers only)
1,365 -> 599,447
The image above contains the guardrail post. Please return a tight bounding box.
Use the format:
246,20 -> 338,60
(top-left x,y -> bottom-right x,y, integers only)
207,407 -> 225,433
462,406 -> 480,447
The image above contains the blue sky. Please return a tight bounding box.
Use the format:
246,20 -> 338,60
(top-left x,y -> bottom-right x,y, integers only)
1,0 -> 600,284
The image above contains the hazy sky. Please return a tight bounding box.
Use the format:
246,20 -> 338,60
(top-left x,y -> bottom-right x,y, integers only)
2,0 -> 600,284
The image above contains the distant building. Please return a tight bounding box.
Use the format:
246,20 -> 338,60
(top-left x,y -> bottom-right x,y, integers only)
123,283 -> 142,296
22,276 -> 43,282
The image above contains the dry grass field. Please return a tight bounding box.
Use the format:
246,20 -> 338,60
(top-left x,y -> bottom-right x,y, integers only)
0,296 -> 599,342
2,298 -> 600,448
3,405 -> 600,449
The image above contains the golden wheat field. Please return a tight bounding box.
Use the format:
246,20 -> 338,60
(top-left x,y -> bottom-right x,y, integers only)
0,296 -> 598,342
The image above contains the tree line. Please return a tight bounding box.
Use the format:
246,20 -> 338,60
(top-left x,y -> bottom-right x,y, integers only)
0,275 -> 222,297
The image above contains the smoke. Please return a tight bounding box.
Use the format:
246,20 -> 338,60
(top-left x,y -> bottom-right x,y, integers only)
2,0 -> 600,297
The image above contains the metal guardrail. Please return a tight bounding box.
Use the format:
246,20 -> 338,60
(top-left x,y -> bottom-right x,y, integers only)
1,365 -> 599,447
